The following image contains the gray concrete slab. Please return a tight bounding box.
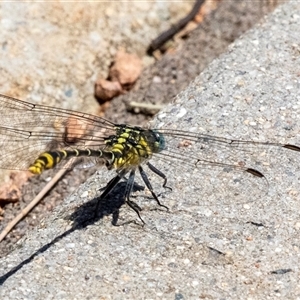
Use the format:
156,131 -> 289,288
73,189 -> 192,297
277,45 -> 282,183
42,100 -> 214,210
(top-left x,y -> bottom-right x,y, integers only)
1,1 -> 300,299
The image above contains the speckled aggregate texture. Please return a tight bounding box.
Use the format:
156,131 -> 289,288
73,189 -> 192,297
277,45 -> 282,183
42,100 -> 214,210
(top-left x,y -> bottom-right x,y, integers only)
1,1 -> 300,299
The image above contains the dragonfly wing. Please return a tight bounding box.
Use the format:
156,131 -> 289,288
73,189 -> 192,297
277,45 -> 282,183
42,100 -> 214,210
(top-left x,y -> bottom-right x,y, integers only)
148,130 -> 269,207
0,94 -> 117,170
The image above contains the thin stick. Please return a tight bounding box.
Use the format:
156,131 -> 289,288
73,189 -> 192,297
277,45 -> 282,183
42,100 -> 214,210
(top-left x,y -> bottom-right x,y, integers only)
147,0 -> 205,54
126,101 -> 164,115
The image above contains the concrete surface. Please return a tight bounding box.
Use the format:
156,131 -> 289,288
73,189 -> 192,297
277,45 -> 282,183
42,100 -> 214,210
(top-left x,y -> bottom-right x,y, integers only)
1,1 -> 300,299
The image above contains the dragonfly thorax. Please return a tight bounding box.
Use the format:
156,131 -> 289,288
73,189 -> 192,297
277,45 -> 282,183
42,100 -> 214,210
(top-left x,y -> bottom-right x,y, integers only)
105,125 -> 163,170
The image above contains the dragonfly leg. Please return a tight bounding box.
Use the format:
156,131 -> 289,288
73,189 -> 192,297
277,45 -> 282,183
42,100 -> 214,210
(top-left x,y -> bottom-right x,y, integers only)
146,162 -> 172,191
124,169 -> 145,225
94,169 -> 127,218
139,165 -> 169,211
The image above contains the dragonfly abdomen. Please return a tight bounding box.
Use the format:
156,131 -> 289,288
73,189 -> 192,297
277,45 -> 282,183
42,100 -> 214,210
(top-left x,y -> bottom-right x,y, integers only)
28,149 -> 111,174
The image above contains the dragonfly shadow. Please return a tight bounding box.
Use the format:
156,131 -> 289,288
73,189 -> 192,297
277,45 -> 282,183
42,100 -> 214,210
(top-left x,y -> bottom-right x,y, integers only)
69,180 -> 145,227
0,180 -> 145,285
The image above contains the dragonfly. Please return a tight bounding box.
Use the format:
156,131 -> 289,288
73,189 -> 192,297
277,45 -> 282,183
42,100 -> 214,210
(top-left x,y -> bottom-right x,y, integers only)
0,94 -> 298,223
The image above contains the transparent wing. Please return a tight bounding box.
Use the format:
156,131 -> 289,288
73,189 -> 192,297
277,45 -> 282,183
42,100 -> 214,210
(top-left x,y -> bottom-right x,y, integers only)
148,153 -> 268,208
157,128 -> 300,159
145,128 -> 299,207
0,94 -> 116,170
